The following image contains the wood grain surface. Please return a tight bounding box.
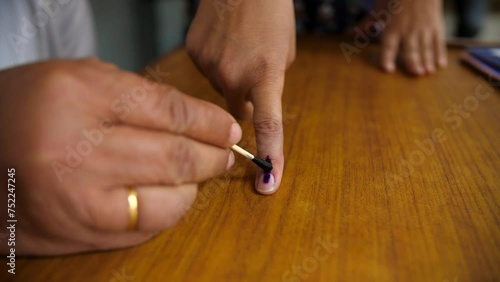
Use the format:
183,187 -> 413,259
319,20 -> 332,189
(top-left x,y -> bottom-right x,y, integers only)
2,35 -> 499,282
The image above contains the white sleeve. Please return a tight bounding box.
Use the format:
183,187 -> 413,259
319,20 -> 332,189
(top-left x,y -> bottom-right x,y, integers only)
0,0 -> 96,70
47,0 -> 96,58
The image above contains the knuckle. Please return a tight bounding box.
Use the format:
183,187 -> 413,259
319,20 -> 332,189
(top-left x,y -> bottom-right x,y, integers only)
153,87 -> 191,132
168,95 -> 190,132
214,53 -> 286,92
254,117 -> 283,136
254,55 -> 281,75
248,55 -> 285,88
37,65 -> 79,94
167,139 -> 196,184
93,59 -> 118,70
80,57 -> 118,74
82,56 -> 100,64
216,55 -> 240,90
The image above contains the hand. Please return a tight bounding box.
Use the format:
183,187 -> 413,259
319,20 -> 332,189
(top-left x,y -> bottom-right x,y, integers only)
360,0 -> 447,75
186,0 -> 296,195
0,58 -> 241,255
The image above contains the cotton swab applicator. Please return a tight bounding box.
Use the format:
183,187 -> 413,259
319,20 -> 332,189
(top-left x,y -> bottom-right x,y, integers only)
231,145 -> 273,172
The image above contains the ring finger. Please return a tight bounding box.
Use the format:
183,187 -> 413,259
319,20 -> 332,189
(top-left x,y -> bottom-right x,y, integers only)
87,183 -> 197,232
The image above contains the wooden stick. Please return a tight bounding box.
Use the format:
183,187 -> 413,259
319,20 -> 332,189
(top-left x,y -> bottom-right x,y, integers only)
231,145 -> 254,160
231,145 -> 273,172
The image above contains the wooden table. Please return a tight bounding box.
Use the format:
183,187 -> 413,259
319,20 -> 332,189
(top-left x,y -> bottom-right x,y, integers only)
2,36 -> 499,282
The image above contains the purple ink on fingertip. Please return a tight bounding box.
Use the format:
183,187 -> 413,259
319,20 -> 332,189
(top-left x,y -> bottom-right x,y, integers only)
263,156 -> 273,183
265,156 -> 272,164
264,156 -> 273,172
263,173 -> 271,184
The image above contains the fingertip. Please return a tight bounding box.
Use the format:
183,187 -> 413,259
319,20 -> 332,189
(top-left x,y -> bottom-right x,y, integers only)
383,61 -> 396,73
433,31 -> 448,69
229,122 -> 242,145
426,63 -> 436,74
254,155 -> 282,195
408,62 -> 425,76
381,35 -> 399,73
256,172 -> 278,195
415,68 -> 425,76
438,57 -> 448,68
226,151 -> 235,170
381,47 -> 396,73
416,65 -> 426,75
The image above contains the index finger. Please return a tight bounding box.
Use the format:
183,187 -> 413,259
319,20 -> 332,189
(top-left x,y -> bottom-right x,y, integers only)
250,75 -> 285,195
108,71 -> 242,148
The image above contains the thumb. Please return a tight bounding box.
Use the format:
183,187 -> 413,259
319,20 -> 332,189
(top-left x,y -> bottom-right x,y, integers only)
250,76 -> 285,195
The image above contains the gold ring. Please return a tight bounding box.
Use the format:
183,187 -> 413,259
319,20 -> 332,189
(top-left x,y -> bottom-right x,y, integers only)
127,187 -> 138,231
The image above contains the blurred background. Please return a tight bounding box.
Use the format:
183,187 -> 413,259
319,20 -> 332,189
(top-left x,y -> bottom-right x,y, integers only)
89,0 -> 500,71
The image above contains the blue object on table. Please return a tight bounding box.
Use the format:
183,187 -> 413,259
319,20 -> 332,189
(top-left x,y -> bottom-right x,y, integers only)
468,48 -> 500,71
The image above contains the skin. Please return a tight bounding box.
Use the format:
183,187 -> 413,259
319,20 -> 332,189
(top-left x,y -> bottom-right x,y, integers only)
357,0 -> 448,75
0,0 -> 447,256
186,0 -> 296,195
0,58 -> 241,255
187,0 -> 447,196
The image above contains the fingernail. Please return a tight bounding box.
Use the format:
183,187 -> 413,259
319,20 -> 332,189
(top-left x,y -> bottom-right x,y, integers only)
385,62 -> 395,73
229,123 -> 242,145
227,151 -> 235,169
257,172 -> 276,195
